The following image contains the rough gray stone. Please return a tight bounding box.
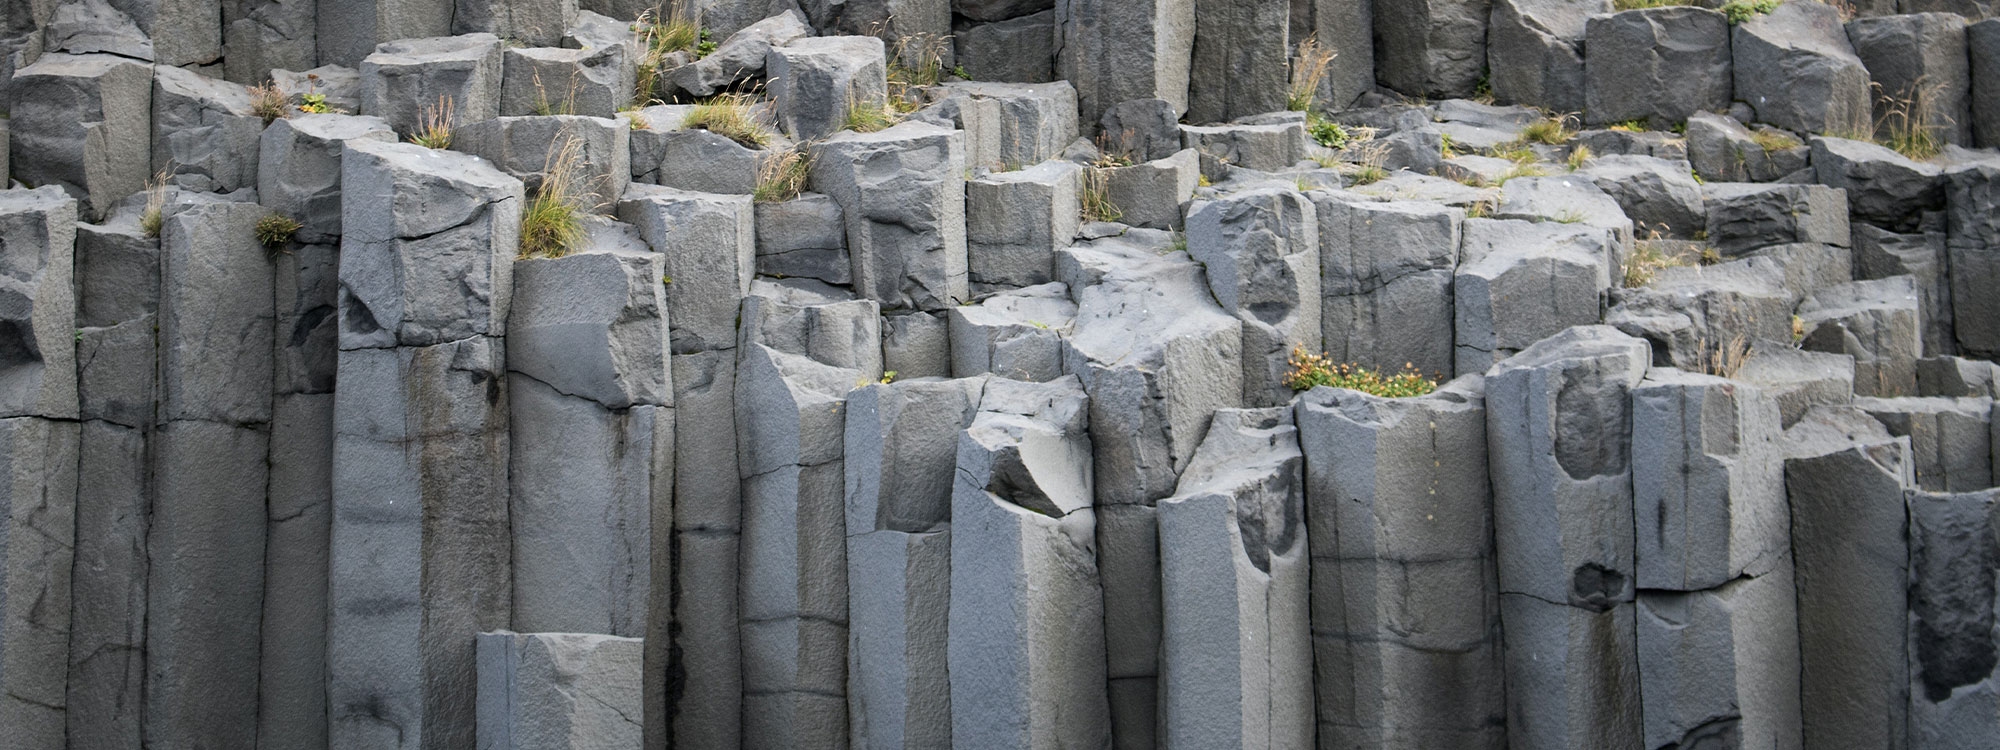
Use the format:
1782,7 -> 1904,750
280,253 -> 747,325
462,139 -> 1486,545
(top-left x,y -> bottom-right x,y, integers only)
225,0 -> 318,84
1735,344 -> 1858,428
1635,559 -> 1802,750
940,81 -> 1079,168
967,159 -> 1082,291
358,34 -> 504,137
1847,12 -> 1972,146
882,311 -> 951,379
1605,259 -> 1794,373
157,199 -> 275,425
666,348 -> 740,749
1972,19 -> 2000,148
1944,164 -> 2000,357
1314,193 -> 1461,379
809,122 -> 968,312
1097,98 -> 1183,163
65,418 -> 145,750
1580,154 -> 1705,238
1488,0 -> 1607,113
1782,406 -> 1913,750
1573,127 -> 1689,161
1289,0 -> 1373,110
1157,408 -> 1310,749
42,0 -> 153,60
845,377 -> 986,535
270,64 -> 363,115
151,65 -> 261,194
0,417 -> 79,750
1686,112 -> 1810,184
338,139 -> 525,350
1799,276 -> 1922,397
1583,7 -> 1731,128
1631,368 -> 1788,592
1856,396 -> 1994,492
1704,182 -> 1851,256
1917,356 -> 2000,398
257,113 -> 398,244
476,632 -> 644,750
1099,148 -> 1200,231
1490,175 -> 1634,256
500,44 -> 628,118
616,184 -> 756,352
454,0 -> 579,47
738,278 -> 884,377
1732,1 -> 1873,135
1453,219 -> 1616,374
1186,0 -> 1288,124
948,282 -> 1076,382
507,249 -> 670,409
1906,487 -> 2000,748
755,192 -> 849,285
954,10 -> 1057,84
1186,187 -> 1320,406
7,53 -> 152,220
1810,135 -> 1944,231
667,10 -> 811,98
0,187 -> 77,421
1855,223 -> 1953,357
767,35 -> 888,140
1180,121 -> 1310,172
1373,0 -> 1491,98
1486,326 -> 1650,750
1056,0 -> 1195,129
949,375 -> 1108,749
259,392 -> 333,750
1295,381 -> 1506,749
454,114 -> 631,213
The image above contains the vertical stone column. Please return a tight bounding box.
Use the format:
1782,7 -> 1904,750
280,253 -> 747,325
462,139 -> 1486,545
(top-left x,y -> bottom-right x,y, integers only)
330,140 -> 522,750
1487,326 -> 1650,750
1906,488 -> 2000,748
1187,0 -> 1288,124
1187,187 -> 1319,407
809,123 -> 968,315
1314,195 -> 1462,381
7,53 -> 152,221
0,186 -> 79,750
1056,0 -> 1196,128
1296,379 -> 1506,750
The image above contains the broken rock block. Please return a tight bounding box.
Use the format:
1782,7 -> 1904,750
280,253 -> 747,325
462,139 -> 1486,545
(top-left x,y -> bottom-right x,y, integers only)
1453,219 -> 1616,374
1584,6 -> 1732,128
1735,345 -> 1858,428
1974,19 -> 2000,148
476,632 -> 644,750
967,159 -> 1082,291
1099,148 -> 1200,231
257,113 -> 397,244
1704,182 -> 1851,256
151,65 -> 262,194
1605,260 -> 1794,373
810,121 -> 967,313
454,115 -> 630,213
1295,380 -> 1506,750
1314,193 -> 1461,380
454,0 -> 579,48
1186,0 -> 1288,124
954,10 -> 1058,85
738,278 -> 883,377
1945,164 -> 2000,357
1488,0 -> 1606,113
1631,368 -> 1788,592
1056,0 -> 1195,129
1186,187 -> 1320,407
1487,326 -> 1651,750
315,0 -> 455,69
948,282 -> 1076,383
358,33 -> 504,137
667,10 -> 811,99
1856,396 -> 1994,492
1854,223 -> 1953,356
1685,112 -> 1810,184
1906,487 -> 2000,749
0,416 -> 80,750
1798,276 -> 1922,398
8,53 -> 152,220
767,35 -> 888,140
1157,407 -> 1310,750
1180,121 -> 1310,172
941,81 -> 1080,168
1373,0 -> 1491,99
1917,356 -> 2000,398
755,192 -> 849,285
224,0 -> 318,84
1782,406 -> 1913,750
1847,12 -> 1972,147
1579,154 -> 1705,238
616,184 -> 755,352
1732,1 -> 1873,135
338,139 -> 525,350
949,375 -> 1108,750
1635,559 -> 1802,750
499,44 -> 628,118
1809,135 -> 1944,231
0,187 -> 78,420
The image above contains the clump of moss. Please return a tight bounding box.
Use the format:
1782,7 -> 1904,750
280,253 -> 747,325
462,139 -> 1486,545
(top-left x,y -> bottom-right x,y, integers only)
685,94 -> 772,147
1283,347 -> 1438,397
256,213 -> 302,249
1720,0 -> 1781,24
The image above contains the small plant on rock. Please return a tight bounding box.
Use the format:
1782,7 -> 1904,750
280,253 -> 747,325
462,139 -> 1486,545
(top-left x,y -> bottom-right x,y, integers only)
686,94 -> 772,147
1308,115 -> 1350,150
518,137 -> 590,259
409,96 -> 455,149
139,167 -> 171,239
250,80 -> 289,125
1566,144 -> 1593,171
1695,334 -> 1752,378
1873,79 -> 1947,161
1519,113 -> 1577,146
1282,346 -> 1438,397
1720,0 -> 1780,25
1080,167 -> 1122,223
255,213 -> 302,249
1288,34 -> 1336,113
753,147 -> 811,203
1622,238 -> 1693,287
842,97 -> 900,134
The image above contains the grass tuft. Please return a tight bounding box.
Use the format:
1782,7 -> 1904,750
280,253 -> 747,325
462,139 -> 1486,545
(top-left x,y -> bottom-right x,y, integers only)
753,148 -> 811,203
139,167 -> 170,239
685,94 -> 772,147
256,214 -> 302,249
1567,144 -> 1593,171
1519,113 -> 1577,145
518,137 -> 590,259
1080,167 -> 1122,223
409,96 -> 455,149
250,80 -> 290,125
1283,346 -> 1438,397
1720,0 -> 1781,24
1288,35 -> 1336,113
842,96 -> 900,133
1873,78 -> 1947,161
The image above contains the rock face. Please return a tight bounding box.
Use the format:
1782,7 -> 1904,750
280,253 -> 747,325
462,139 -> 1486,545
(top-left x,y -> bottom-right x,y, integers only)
1186,0 -> 1287,124
810,122 -> 968,314
1374,0 -> 1491,98
1848,12 -> 1972,147
1585,7 -> 1731,128
1187,187 -> 1319,407
1732,1 -> 1873,135
1488,0 -> 1607,113
1315,193 -> 1461,379
1057,0 -> 1196,129
476,632 -> 645,750
8,53 -> 153,220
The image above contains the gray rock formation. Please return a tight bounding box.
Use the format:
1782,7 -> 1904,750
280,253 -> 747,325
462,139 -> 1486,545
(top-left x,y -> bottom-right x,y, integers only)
1584,7 -> 1731,128
810,122 -> 968,313
1732,1 -> 1872,135
476,632 -> 645,750
1374,0 -> 1491,99
359,33 -> 504,137
1187,187 -> 1319,407
1314,193 -> 1461,379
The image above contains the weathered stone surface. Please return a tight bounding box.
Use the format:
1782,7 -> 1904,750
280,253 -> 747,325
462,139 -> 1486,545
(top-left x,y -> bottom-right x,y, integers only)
1917,356 -> 2000,398
1704,182 -> 1851,256
0,187 -> 77,421
476,632 -> 644,750
1810,135 -> 1944,231
1453,219 -> 1616,374
810,122 -> 968,313
258,113 -> 398,244
949,375 -> 1108,749
967,160 -> 1081,291
1798,276 -> 1922,398
1374,0 -> 1491,98
1490,175 -> 1634,254
1314,193 -> 1460,379
157,198 -> 275,426
1580,154 -> 1705,238
507,249 -> 669,409
882,310 -> 951,379
1735,345 -> 1857,429
339,139 -> 525,350
1606,259 -> 1794,375
666,348 -> 741,749
1847,12 -> 1972,146
1906,487 -> 2000,749
0,416 -> 79,750
1972,19 -> 2000,148
1099,148 -> 1200,231
1635,559 -> 1802,750
329,336 -> 511,750
65,417 -> 144,750
1856,396 -> 1994,493
948,282 -> 1075,382
954,10 -> 1057,84
1944,164 -> 2000,357
1157,408 -> 1310,750
1732,1 -> 1873,135
1855,223 -> 1953,357
1487,326 -> 1650,750
1686,112 -> 1810,184
7,53 -> 152,220
738,278 -> 884,377
359,33 -> 504,137
1631,369 -> 1787,592
1180,121 -> 1310,172
767,35 -> 888,140
259,392 -> 333,750
1056,0 -> 1195,129
270,64 -> 363,114
455,115 -> 630,213
668,10 -> 811,99
151,65 -> 261,194
1584,7 -> 1731,128
845,377 -> 985,536
454,0 -> 579,48
755,192 -> 849,285
1187,187 -> 1319,406
1783,406 -> 1913,750
1288,0 -> 1373,110
941,81 -> 1079,168
1489,0 -> 1606,113
42,0 -> 153,60
617,184 -> 755,352
1296,381 -> 1505,749
1186,0 -> 1287,124
1097,98 -> 1181,163
500,44 -> 628,118
224,0 -> 318,84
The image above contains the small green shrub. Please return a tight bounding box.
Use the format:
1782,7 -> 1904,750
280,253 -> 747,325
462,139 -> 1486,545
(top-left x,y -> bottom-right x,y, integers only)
685,94 -> 772,147
408,96 -> 455,149
1283,347 -> 1438,397
255,214 -> 302,249
1720,0 -> 1781,24
1307,115 -> 1350,150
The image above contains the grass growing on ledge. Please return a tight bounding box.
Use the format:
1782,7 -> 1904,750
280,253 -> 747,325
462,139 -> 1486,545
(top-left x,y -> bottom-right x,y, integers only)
685,94 -> 772,147
753,148 -> 810,203
1080,167 -> 1122,223
1720,0 -> 1781,24
139,168 -> 170,239
409,96 -> 455,149
250,80 -> 289,125
518,137 -> 589,259
1518,114 -> 1577,146
842,98 -> 900,133
1873,79 -> 1947,161
256,214 -> 302,249
1288,34 -> 1336,112
1283,347 -> 1438,397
